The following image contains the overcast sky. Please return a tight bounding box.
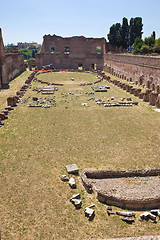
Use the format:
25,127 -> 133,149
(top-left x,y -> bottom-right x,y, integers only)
1,0 -> 160,45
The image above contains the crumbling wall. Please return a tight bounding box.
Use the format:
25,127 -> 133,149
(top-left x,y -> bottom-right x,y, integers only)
104,53 -> 160,86
0,28 -> 5,88
36,35 -> 105,70
2,53 -> 25,86
0,28 -> 25,88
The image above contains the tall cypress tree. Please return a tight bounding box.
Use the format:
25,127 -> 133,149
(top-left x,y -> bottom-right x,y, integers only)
107,17 -> 143,49
129,17 -> 143,46
107,23 -> 122,47
121,17 -> 129,49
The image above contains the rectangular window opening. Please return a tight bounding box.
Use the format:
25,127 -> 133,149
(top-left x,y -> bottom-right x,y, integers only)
78,63 -> 83,70
64,46 -> 70,54
50,47 -> 55,53
96,46 -> 101,54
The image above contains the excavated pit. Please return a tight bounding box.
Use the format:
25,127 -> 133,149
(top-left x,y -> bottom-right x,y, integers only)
81,169 -> 160,210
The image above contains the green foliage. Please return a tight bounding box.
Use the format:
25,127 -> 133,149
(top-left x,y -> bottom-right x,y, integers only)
107,17 -> 143,50
129,17 -> 143,46
28,45 -> 36,50
108,23 -> 122,47
153,38 -> 160,53
140,44 -> 151,54
121,17 -> 129,49
19,47 -> 40,60
133,34 -> 160,54
144,36 -> 155,46
133,37 -> 144,53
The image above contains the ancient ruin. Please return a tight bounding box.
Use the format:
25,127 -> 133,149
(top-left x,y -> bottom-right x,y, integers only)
35,34 -> 105,70
81,169 -> 160,210
104,54 -> 160,88
0,28 -> 25,88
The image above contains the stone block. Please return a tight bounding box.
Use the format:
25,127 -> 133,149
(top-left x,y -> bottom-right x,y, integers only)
84,207 -> 95,221
116,211 -> 136,217
139,92 -> 145,99
69,177 -> 76,189
70,198 -> 82,209
121,216 -> 135,223
149,92 -> 158,106
140,212 -> 157,222
66,164 -> 79,174
0,113 -> 8,120
61,175 -> 69,182
143,89 -> 152,102
7,96 -> 19,107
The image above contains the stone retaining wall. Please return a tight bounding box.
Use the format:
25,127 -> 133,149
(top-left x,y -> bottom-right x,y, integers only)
104,54 -> 160,87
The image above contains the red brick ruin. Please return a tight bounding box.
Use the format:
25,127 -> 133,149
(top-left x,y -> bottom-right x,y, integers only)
35,34 -> 105,70
0,28 -> 25,88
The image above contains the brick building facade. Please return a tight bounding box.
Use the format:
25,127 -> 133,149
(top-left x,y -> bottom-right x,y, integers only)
35,34 -> 105,70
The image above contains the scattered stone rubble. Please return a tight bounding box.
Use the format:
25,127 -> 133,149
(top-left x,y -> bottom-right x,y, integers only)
27,97 -> 56,108
107,207 -> 160,224
61,165 -> 160,224
61,164 -> 96,221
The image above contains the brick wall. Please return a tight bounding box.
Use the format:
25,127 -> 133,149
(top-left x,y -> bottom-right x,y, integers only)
36,35 -> 105,70
0,28 -> 25,88
104,54 -> 160,86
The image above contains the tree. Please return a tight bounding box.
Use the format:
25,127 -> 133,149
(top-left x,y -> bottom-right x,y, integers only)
107,23 -> 122,48
153,38 -> 160,53
129,17 -> 143,46
121,17 -> 129,49
107,17 -> 143,50
32,50 -> 35,58
144,36 -> 155,47
152,31 -> 156,40
133,37 -> 144,53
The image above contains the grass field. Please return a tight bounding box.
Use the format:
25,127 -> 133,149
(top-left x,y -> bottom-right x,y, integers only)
0,71 -> 160,239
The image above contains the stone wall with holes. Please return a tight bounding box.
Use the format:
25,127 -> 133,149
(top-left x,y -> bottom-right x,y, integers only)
35,34 -> 105,70
104,53 -> 160,86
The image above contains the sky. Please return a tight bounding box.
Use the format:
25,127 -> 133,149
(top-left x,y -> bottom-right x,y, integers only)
1,0 -> 160,45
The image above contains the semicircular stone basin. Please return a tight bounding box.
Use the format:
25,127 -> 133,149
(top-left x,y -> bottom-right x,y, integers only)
81,168 -> 160,210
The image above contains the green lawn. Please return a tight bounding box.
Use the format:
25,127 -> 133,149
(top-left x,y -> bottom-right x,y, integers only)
0,71 -> 160,239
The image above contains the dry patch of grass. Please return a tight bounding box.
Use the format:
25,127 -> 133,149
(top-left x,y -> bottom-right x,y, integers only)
0,71 -> 160,239
0,71 -> 31,111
